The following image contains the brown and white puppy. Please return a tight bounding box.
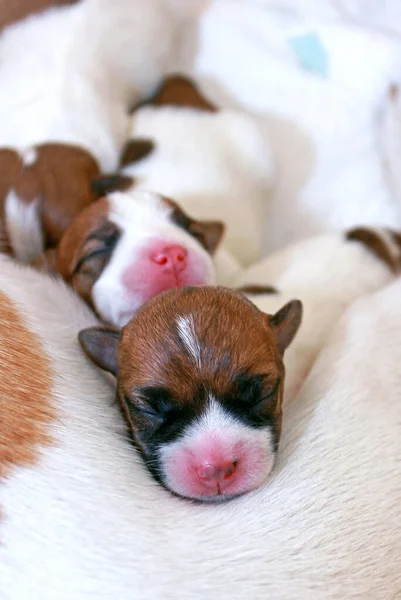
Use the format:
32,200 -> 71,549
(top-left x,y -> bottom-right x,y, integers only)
79,286 -> 302,502
123,75 -> 275,267
0,144 -> 108,261
36,186 -> 224,328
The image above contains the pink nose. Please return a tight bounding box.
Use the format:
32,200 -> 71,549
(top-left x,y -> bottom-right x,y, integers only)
197,461 -> 238,491
149,244 -> 187,273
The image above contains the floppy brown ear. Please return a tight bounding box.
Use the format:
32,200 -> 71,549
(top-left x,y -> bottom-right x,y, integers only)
91,174 -> 134,197
120,138 -> 155,168
268,300 -> 303,355
78,327 -> 121,376
31,247 -> 59,275
189,220 -> 225,255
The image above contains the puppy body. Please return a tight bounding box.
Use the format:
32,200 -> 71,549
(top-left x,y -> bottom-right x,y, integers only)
236,227 -> 400,400
124,89 -> 274,268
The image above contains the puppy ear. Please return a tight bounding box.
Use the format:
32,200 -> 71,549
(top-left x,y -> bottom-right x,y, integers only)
91,174 -> 134,197
189,220 -> 225,255
78,327 -> 121,376
31,247 -> 59,274
120,138 -> 155,168
268,300 -> 303,355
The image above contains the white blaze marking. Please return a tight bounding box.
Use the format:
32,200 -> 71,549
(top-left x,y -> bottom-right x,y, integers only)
5,191 -> 44,262
22,147 -> 37,167
177,315 -> 201,368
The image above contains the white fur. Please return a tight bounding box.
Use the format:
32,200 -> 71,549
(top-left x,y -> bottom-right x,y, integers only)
236,230 -> 395,401
0,0 -> 208,171
0,257 -> 400,598
380,86 -> 401,203
176,315 -> 202,367
125,105 -> 275,267
193,1 -> 401,252
92,189 -> 216,327
4,191 -> 44,262
160,397 -> 275,501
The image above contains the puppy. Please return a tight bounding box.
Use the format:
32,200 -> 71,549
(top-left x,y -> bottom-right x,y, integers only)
122,75 -> 275,267
79,286 -> 302,501
0,2 -> 209,261
35,187 -> 224,328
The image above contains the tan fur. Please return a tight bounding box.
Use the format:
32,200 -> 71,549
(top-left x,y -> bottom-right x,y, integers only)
0,0 -> 79,31
0,290 -> 54,479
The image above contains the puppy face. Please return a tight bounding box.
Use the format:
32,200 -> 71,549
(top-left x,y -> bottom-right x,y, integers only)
50,189 -> 223,327
79,287 -> 302,502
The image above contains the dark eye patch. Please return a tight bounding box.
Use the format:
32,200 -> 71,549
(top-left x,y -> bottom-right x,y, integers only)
73,221 -> 120,276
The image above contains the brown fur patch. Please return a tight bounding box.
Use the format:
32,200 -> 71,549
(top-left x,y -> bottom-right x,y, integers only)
120,139 -> 155,168
346,227 -> 401,273
136,75 -> 218,113
0,0 -> 79,31
0,149 -> 22,255
238,284 -> 279,295
0,290 -> 55,479
55,198 -> 114,309
1,143 -> 101,257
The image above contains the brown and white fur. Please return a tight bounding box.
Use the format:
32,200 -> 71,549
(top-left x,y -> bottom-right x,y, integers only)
34,186 -> 224,328
0,1 -> 208,261
79,287 -> 302,501
78,225 -> 401,502
122,75 -> 275,267
0,255 -> 399,598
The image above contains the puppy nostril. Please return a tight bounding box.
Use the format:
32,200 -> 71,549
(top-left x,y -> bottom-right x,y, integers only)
223,461 -> 238,480
154,255 -> 168,265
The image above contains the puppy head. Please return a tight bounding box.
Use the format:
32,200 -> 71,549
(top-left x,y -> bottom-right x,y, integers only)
50,188 -> 223,327
79,287 -> 302,502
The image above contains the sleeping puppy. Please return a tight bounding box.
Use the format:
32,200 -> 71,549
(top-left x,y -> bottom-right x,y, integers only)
79,286 -> 302,502
34,186 -> 224,328
122,75 -> 275,267
77,226 -> 400,502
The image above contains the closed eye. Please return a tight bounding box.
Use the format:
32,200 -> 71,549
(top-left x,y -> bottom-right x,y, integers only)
73,247 -> 113,274
73,223 -> 120,275
252,378 -> 281,407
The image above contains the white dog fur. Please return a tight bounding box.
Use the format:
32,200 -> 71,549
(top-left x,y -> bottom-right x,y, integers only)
0,0 -> 208,171
0,250 -> 400,598
236,228 -> 400,400
125,102 -> 275,267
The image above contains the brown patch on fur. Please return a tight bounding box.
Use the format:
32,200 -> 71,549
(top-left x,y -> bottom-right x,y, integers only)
55,198 -> 115,309
238,284 -> 279,295
137,75 -> 218,113
118,287 -> 286,441
0,290 -> 55,479
346,227 -> 401,273
0,0 -> 79,31
120,139 -> 155,168
0,149 -> 22,255
0,143 -> 101,257
91,174 -> 134,197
